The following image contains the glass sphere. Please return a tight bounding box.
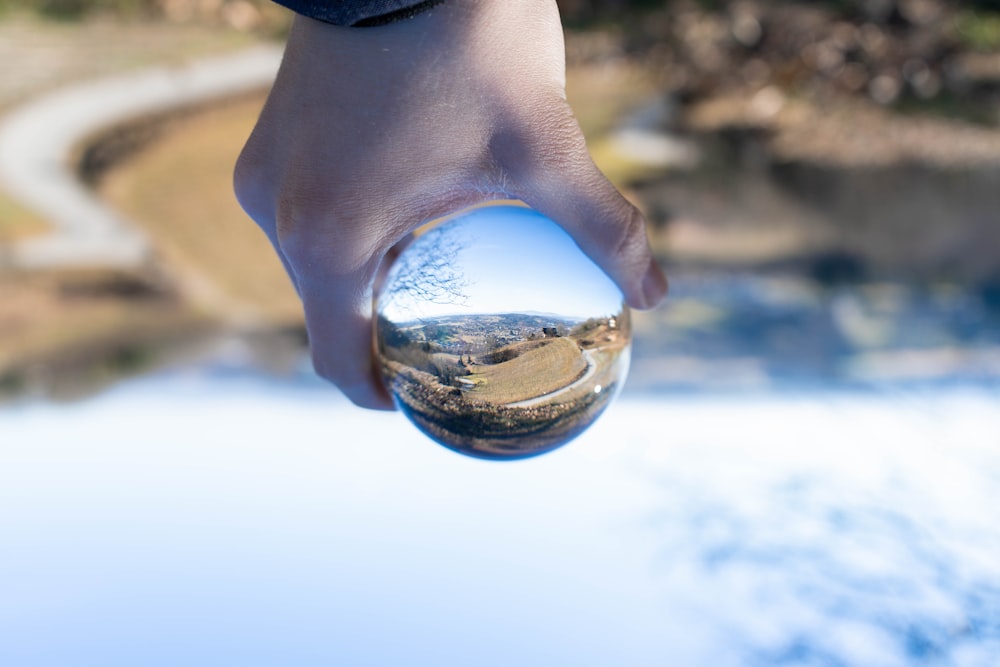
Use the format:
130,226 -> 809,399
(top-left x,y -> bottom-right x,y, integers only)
374,202 -> 631,460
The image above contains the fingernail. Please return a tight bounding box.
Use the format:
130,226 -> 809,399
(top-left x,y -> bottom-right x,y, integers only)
641,258 -> 668,308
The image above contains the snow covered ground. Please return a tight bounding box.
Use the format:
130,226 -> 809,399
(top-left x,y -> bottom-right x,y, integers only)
1,370 -> 998,666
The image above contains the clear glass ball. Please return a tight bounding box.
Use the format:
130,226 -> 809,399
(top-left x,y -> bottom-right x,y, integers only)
374,202 -> 631,460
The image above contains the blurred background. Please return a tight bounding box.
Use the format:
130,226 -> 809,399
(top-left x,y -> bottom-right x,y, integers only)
1,1 -> 999,665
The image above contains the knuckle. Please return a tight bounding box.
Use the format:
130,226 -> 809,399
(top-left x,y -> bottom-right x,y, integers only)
609,205 -> 648,259
273,175 -> 335,251
232,145 -> 271,225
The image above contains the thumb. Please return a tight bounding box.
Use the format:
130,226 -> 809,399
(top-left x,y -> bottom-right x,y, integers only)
522,155 -> 667,309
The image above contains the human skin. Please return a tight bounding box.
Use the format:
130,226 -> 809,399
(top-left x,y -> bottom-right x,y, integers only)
234,0 -> 668,409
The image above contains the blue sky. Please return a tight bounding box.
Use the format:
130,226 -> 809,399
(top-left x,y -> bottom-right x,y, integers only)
379,204 -> 625,322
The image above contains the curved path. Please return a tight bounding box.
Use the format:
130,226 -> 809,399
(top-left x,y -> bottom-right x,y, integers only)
0,45 -> 282,270
505,347 -> 602,409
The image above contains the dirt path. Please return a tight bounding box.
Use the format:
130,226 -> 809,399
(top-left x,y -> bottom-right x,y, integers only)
0,45 -> 281,270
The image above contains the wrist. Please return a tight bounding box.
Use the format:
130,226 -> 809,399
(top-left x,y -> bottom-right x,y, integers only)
271,0 -> 444,27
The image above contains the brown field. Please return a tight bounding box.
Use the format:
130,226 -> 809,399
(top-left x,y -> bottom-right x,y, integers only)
0,194 -> 48,242
98,93 -> 302,325
465,337 -> 587,404
0,269 -> 211,399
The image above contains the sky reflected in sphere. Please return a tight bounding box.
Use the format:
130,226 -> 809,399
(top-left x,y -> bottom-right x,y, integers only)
375,203 -> 630,460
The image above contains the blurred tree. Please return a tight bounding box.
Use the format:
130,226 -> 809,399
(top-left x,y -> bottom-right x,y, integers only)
29,0 -> 153,19
556,0 -> 1000,23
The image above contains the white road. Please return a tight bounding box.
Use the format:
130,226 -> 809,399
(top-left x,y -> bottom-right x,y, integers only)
0,45 -> 282,270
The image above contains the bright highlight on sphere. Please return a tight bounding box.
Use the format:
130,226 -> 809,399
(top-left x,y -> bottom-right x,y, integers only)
374,202 -> 631,460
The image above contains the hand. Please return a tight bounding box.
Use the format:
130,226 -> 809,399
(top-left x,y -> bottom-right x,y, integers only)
234,0 -> 668,410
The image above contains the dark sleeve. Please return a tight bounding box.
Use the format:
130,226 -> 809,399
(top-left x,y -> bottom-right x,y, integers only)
271,0 -> 444,26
